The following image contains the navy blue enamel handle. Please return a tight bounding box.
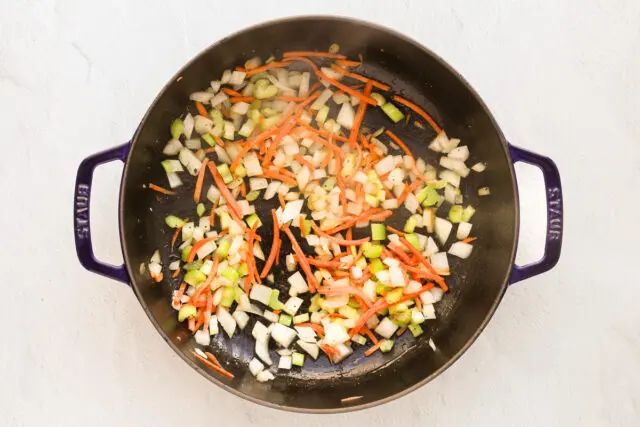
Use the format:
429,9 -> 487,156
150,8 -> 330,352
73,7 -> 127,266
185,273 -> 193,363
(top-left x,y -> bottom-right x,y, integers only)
74,143 -> 131,284
508,144 -> 563,284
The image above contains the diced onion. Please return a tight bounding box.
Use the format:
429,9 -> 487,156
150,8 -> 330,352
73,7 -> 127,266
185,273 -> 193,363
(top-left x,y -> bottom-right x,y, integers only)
449,242 -> 473,259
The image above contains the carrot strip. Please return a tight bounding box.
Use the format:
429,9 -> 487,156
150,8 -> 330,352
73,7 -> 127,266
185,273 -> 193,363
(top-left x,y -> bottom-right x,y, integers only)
385,225 -> 405,237
239,181 -> 247,197
229,96 -> 255,103
204,351 -> 223,368
364,339 -> 384,356
210,199 -> 218,227
186,236 -> 217,263
330,64 -> 390,91
392,95 -> 442,133
260,210 -> 280,278
462,237 -> 477,244
396,326 -> 407,337
281,224 -> 318,293
203,291 -> 213,330
283,51 -> 347,59
149,183 -> 175,195
263,117 -> 297,166
172,282 -> 187,306
213,136 -> 225,147
275,239 -> 282,264
310,222 -> 370,246
294,323 -> 325,336
397,180 -> 422,205
246,61 -> 289,76
195,101 -> 208,118
335,59 -> 361,67
172,268 -> 180,278
385,130 -> 414,158
193,159 -> 209,202
192,352 -> 234,379
387,242 -> 415,265
415,297 -> 423,311
299,216 -> 307,238
361,326 -> 379,345
262,171 -> 297,186
295,154 -> 315,171
170,220 -> 186,250
303,257 -> 344,268
221,87 -> 243,97
207,163 -> 242,220
296,119 -> 350,143
398,237 -> 448,292
277,193 -> 286,210
348,80 -> 374,147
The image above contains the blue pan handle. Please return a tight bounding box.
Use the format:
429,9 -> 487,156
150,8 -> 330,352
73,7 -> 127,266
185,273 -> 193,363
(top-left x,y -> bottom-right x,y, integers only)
74,143 -> 131,284
508,144 -> 563,284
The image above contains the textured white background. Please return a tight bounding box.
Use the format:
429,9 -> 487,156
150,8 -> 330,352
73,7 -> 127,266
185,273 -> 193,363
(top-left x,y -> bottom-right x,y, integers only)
1,0 -> 639,425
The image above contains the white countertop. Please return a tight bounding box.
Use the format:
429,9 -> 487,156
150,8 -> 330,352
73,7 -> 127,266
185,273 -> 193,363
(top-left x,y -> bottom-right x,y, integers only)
2,0 -> 639,425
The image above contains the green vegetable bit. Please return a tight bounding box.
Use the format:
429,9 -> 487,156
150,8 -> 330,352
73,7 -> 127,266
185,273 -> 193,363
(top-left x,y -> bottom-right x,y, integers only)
216,239 -> 230,259
221,266 -> 240,283
385,288 -> 404,304
381,103 -> 404,123
183,260 -> 203,271
404,233 -> 420,249
371,223 -> 386,241
246,213 -> 261,229
404,216 -> 418,233
408,323 -> 424,337
279,314 -> 292,326
371,93 -> 386,106
380,340 -> 394,353
269,289 -> 285,311
201,133 -> 216,147
184,269 -> 206,286
220,286 -> 236,307
369,258 -> 385,275
417,185 -> 440,207
363,242 -> 383,258
181,245 -> 193,262
291,352 -> 305,367
293,313 -> 309,324
217,164 -> 233,184
165,215 -> 184,228
170,118 -> 184,139
462,205 -> 476,222
448,205 -> 464,223
178,304 -> 196,322
245,190 -> 260,202
196,203 -> 205,217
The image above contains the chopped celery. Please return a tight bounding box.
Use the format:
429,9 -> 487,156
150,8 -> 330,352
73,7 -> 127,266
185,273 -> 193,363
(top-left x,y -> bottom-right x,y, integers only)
223,121 -> 235,140
269,289 -> 285,311
196,203 -> 205,217
405,233 -> 420,249
170,118 -> 184,139
404,216 -> 418,233
376,282 -> 388,296
371,93 -> 386,106
220,286 -> 236,307
322,177 -> 337,191
178,304 -> 196,322
369,258 -> 385,274
161,160 -> 183,173
201,133 -> 216,147
291,352 -> 305,367
308,294 -> 323,312
365,193 -> 379,207
348,296 -> 360,309
392,310 -> 412,326
352,333 -> 368,345
183,260 -> 203,271
219,212 -> 231,230
408,323 -> 424,337
378,308 -> 389,316
381,103 -> 404,123
238,118 -> 256,138
217,164 -> 233,184
316,105 -> 329,124
184,269 -> 206,286
363,242 -> 383,258
380,340 -> 394,353
216,239 -> 230,259
385,288 -> 404,304
221,266 -> 240,283
255,84 -> 278,99
250,100 -> 262,110
260,114 -> 280,130
302,219 -> 312,236
181,245 -> 192,262
293,313 -> 309,324
237,263 -> 248,277
417,185 -> 440,207
432,180 -> 448,190
246,213 -> 261,229
448,205 -> 464,223
245,190 -> 260,202
279,313 -> 292,326
462,205 -> 476,222
371,223 -> 386,241
234,165 -> 247,178
165,215 -> 184,228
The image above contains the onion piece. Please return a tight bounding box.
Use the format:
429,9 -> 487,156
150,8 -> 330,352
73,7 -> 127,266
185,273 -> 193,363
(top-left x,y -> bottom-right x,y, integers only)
456,222 -> 472,240
336,102 -> 355,129
163,139 -> 183,156
323,323 -> 350,346
430,252 -> 450,275
434,217 -> 453,245
310,89 -> 333,110
448,242 -> 473,259
297,340 -> 320,360
271,323 -> 297,348
217,307 -> 237,338
374,317 -> 398,339
472,162 -> 487,172
249,358 -> 265,376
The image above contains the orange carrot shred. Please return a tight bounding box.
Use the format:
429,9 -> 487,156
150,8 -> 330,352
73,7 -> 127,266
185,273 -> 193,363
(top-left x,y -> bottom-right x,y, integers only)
221,87 -> 243,97
193,159 -> 209,202
195,101 -> 208,118
172,268 -> 180,278
281,224 -> 318,293
462,236 -> 477,244
148,183 -> 175,195
330,64 -> 390,91
260,210 -> 281,278
283,51 -> 347,59
364,339 -> 384,356
192,351 -> 234,379
393,95 -> 442,133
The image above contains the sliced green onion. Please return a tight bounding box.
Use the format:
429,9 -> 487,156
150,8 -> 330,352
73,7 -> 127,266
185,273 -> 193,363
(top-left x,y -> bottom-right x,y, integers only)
220,286 -> 236,307
217,164 -> 233,184
291,352 -> 305,367
380,340 -> 394,353
170,118 -> 184,139
385,288 -> 403,304
462,205 -> 476,222
201,133 -> 216,147
221,266 -> 240,283
216,239 -> 230,259
178,304 -> 196,322
405,233 -> 420,249
269,289 -> 285,311
381,103 -> 404,123
279,313 -> 292,326
245,190 -> 260,201
369,258 -> 385,274
181,245 -> 193,262
184,269 -> 206,286
165,215 -> 184,228
363,242 -> 383,259
196,203 -> 205,217
371,93 -> 386,106
408,323 -> 424,337
448,205 -> 464,223
246,213 -> 261,229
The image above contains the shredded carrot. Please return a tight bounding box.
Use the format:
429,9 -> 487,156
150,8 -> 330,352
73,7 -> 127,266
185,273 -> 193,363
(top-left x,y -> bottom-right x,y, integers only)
385,225 -> 406,237
192,351 -> 234,379
295,323 -> 325,336
172,283 -> 186,307
294,154 -> 315,171
398,237 -> 448,291
213,135 -> 225,147
415,297 -> 423,311
335,59 -> 361,67
393,95 -> 442,133
246,61 -> 289,76
396,327 -> 407,337
221,87 -> 243,97
277,192 -> 286,210
239,182 -> 247,197
310,222 -> 370,246
193,159 -> 209,202
361,326 -> 379,345
236,66 -> 246,72
281,224 -> 318,293
299,216 -> 307,237
364,339 -> 384,356
397,180 -> 422,205
283,51 -> 347,59
229,96 -> 255,103
263,170 -> 297,186
348,80 -> 374,147
204,351 -> 222,368
303,257 -> 343,268
195,101 -> 208,118
172,268 -> 180,278
330,64 -> 390,91
387,242 -> 415,265
186,236 -> 217,263
462,236 -> 477,244
207,163 -> 243,220
148,183 -> 175,195
210,199 -> 218,227
385,130 -> 414,158
296,119 -> 350,143
170,220 -> 186,250
260,210 -> 281,278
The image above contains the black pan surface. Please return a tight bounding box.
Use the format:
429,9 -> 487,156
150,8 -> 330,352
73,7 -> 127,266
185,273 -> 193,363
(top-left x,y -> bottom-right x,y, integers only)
120,16 -> 518,412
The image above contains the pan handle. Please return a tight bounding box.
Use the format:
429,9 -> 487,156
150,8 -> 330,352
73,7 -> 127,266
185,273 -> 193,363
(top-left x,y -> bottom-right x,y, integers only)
508,144 -> 563,284
74,143 -> 131,284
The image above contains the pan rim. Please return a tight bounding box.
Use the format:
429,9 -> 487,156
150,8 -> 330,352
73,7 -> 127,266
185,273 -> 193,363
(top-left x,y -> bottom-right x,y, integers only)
119,14 -> 519,414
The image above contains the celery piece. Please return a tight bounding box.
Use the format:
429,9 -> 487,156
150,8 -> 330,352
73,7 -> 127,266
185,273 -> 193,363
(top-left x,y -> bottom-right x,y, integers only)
220,286 -> 236,307
269,289 -> 285,311
216,239 -> 230,259
380,340 -> 394,353
202,133 -> 216,147
245,190 -> 260,202
392,310 -> 412,326
316,105 -> 329,124
291,352 -> 305,367
221,266 -> 239,283
322,177 -> 336,191
279,313 -> 292,326
363,242 -> 383,259
293,313 -> 309,324
217,164 -> 233,184
184,269 -> 206,286
246,213 -> 261,229
381,103 -> 404,123
196,203 -> 205,217
165,215 -> 184,228
371,223 -> 386,241
462,205 -> 476,222
170,118 -> 184,139
181,245 -> 193,262
238,119 -> 256,138
408,323 -> 424,337
183,260 -> 203,271
375,282 -> 388,296
234,165 -> 247,178
385,288 -> 404,304
237,263 -> 248,277
405,233 -> 420,249
417,185 -> 440,207
371,93 -> 386,106
404,216 -> 418,233
302,220 -> 312,236
178,304 -> 196,322
369,258 -> 385,275
448,205 -> 464,223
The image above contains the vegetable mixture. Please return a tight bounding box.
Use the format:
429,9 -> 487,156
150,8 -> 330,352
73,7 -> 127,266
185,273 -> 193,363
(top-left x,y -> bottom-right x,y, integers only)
144,47 -> 488,382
